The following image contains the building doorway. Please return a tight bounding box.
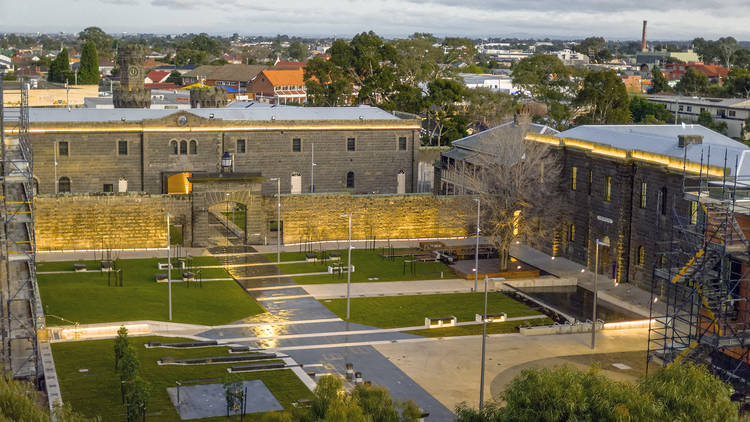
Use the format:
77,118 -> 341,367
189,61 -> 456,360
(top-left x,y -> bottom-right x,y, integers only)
597,235 -> 611,276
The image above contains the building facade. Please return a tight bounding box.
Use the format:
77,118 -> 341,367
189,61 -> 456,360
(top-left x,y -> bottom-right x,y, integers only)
22,106 -> 420,198
439,121 -> 750,290
648,95 -> 750,140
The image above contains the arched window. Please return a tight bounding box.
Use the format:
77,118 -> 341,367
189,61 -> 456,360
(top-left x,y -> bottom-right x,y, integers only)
346,171 -> 355,189
638,246 -> 645,266
58,177 -> 71,193
180,140 -> 188,155
189,140 -> 197,155
170,140 -> 178,155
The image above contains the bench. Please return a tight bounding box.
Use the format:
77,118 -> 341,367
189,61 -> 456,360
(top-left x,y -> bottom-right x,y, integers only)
305,253 -> 318,262
475,312 -> 507,323
158,261 -> 185,270
182,271 -> 195,282
328,265 -> 354,274
101,261 -> 113,272
73,264 -> 87,272
425,316 -> 457,329
154,273 -> 168,283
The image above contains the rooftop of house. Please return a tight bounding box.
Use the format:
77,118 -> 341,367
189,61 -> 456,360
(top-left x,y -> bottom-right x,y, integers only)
146,70 -> 171,82
556,124 -> 750,176
259,67 -> 305,87
648,95 -> 750,108
443,116 -> 558,163
24,105 -> 408,124
182,64 -> 267,82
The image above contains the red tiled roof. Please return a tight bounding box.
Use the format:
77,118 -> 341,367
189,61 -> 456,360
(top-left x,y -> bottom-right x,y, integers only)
274,61 -> 307,69
147,70 -> 171,83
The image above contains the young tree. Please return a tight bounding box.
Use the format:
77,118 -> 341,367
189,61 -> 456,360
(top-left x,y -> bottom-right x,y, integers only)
573,69 -> 631,125
113,326 -> 129,369
461,129 -> 563,271
78,41 -> 99,84
118,345 -> 139,382
124,376 -> 151,422
0,376 -> 99,421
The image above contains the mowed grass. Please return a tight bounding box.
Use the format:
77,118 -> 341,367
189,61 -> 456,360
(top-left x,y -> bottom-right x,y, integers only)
263,250 -> 455,284
52,336 -> 313,422
405,317 -> 554,337
320,292 -> 542,328
38,258 -> 265,326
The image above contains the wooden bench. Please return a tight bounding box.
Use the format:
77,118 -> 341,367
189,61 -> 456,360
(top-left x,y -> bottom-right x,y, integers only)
154,273 -> 167,283
73,264 -> 87,272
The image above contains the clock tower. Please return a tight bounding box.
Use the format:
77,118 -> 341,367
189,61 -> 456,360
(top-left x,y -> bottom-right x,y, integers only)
113,44 -> 151,108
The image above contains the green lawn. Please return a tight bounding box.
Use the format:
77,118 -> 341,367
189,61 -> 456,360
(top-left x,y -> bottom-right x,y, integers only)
320,292 -> 542,328
405,317 -> 554,337
38,258 -> 265,326
222,208 -> 246,231
52,336 -> 313,422
263,250 -> 456,284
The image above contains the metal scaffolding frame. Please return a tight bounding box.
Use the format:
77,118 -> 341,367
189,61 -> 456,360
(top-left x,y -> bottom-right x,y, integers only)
0,77 -> 43,381
647,149 -> 750,396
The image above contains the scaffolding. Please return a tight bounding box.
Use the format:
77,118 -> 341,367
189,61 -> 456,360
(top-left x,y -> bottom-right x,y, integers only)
647,151 -> 750,397
0,77 -> 43,381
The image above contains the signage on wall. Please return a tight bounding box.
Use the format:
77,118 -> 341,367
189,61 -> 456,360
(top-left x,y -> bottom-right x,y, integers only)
596,215 -> 613,224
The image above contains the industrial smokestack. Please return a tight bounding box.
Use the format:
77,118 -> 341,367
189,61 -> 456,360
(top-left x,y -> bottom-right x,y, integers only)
641,20 -> 648,52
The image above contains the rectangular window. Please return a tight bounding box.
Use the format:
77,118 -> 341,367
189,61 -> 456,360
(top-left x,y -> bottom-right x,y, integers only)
103,184 -> 114,193
347,137 -> 356,151
236,139 -> 246,154
690,201 -> 699,225
292,138 -> 301,152
729,110 -> 736,117
686,106 -> 692,112
58,141 -> 69,157
118,140 -> 128,156
640,182 -> 647,208
398,136 -> 407,151
568,224 -> 575,242
587,170 -> 593,195
571,167 -> 577,191
678,105 -> 684,111
604,176 -> 612,201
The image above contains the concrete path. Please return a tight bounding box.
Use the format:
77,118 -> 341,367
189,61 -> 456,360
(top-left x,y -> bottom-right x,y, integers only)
375,328 -> 649,412
302,279 -> 474,299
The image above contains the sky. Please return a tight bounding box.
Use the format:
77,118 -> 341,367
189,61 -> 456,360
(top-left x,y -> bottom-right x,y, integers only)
1,0 -> 749,40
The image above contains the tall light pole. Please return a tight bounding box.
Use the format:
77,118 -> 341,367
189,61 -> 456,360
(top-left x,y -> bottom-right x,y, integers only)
474,198 -> 480,292
311,143 -> 316,193
167,212 -> 172,321
591,238 -> 609,349
270,177 -> 281,263
340,213 -> 352,320
479,275 -> 488,409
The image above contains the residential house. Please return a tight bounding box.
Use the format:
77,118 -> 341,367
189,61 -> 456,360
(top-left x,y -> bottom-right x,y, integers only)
181,64 -> 267,93
145,70 -> 171,84
648,95 -> 750,139
663,62 -> 730,84
250,67 -> 307,104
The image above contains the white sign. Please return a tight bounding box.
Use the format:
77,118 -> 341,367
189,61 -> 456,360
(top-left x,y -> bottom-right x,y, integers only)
597,215 -> 613,224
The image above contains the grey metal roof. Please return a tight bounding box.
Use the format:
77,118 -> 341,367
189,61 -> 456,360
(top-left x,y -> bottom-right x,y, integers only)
557,124 -> 750,176
26,105 -> 403,123
647,95 -> 750,109
452,119 -> 558,153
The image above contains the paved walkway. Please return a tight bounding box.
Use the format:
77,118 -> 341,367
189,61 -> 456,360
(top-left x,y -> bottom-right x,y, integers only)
375,328 -> 649,411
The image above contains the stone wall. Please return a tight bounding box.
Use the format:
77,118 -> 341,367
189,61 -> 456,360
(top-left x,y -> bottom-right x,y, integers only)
264,193 -> 471,244
34,194 -> 191,251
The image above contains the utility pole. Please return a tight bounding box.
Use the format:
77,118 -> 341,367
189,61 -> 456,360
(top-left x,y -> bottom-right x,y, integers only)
474,198 -> 480,292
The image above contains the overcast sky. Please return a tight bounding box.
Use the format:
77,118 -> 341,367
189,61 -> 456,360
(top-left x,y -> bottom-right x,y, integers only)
2,0 -> 749,40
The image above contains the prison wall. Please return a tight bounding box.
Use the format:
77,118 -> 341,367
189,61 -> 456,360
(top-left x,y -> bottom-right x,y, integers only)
34,194 -> 191,250
265,193 -> 471,244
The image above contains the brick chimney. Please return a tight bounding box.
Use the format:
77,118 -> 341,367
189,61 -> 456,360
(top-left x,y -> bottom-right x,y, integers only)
678,134 -> 703,147
641,20 -> 648,52
514,104 -> 532,126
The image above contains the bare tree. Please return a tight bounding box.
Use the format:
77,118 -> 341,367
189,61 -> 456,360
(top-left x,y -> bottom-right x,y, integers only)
460,130 -> 564,271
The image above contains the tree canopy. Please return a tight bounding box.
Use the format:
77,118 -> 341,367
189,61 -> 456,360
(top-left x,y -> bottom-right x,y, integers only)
456,363 -> 739,422
78,41 -> 99,84
511,55 -> 575,127
675,67 -> 709,96
573,69 -> 631,125
48,48 -> 71,83
78,26 -> 113,58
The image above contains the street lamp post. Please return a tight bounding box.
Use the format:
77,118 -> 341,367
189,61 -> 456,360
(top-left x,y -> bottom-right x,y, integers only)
591,238 -> 610,349
270,178 -> 281,263
474,198 -> 480,292
167,212 -> 172,321
479,275 -> 488,408
311,143 -> 316,193
340,214 -> 352,320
